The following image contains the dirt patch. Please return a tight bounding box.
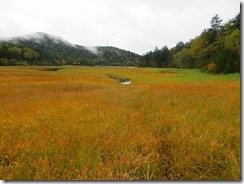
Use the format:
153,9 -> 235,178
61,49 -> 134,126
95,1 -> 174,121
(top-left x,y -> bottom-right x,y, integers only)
160,71 -> 178,74
39,68 -> 62,71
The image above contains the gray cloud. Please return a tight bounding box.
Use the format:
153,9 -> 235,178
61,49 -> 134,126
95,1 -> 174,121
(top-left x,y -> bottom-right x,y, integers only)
83,46 -> 100,55
0,0 -> 240,54
0,32 -> 74,46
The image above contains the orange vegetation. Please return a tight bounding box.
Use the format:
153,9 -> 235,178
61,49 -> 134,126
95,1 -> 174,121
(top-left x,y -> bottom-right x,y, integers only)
0,66 -> 240,180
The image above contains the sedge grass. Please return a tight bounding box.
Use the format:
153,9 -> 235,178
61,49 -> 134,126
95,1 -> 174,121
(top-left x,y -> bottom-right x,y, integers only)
0,66 -> 240,180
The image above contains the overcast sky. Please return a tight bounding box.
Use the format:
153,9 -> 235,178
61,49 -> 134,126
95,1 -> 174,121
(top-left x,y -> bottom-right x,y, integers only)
0,0 -> 240,54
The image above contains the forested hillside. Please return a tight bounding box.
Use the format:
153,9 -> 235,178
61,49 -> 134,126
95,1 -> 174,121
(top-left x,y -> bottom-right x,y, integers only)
0,12 -> 240,74
0,32 -> 140,66
140,13 -> 240,74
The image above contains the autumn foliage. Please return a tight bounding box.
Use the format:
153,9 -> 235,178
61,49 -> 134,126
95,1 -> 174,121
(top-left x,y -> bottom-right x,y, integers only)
207,63 -> 216,73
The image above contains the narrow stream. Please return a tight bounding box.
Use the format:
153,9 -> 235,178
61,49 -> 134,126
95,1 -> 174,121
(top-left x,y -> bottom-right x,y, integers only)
121,81 -> 131,85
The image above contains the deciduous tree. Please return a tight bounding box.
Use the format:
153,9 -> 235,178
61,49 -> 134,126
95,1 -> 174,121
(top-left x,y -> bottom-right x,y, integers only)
7,47 -> 22,59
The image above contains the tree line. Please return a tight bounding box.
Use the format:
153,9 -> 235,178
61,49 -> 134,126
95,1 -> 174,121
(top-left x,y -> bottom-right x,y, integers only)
139,13 -> 240,74
0,45 -> 66,66
0,12 -> 240,74
0,40 -> 140,67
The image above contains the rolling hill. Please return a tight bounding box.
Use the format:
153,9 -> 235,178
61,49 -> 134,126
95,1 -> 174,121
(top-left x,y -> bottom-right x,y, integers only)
0,32 -> 141,66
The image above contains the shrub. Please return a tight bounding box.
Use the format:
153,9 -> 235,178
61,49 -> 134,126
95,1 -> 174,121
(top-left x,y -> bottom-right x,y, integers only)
207,63 -> 216,73
200,66 -> 207,73
9,59 -> 18,65
0,58 -> 8,66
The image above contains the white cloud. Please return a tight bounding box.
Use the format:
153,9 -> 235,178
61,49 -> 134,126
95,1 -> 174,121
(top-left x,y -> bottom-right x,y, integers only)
0,0 -> 240,54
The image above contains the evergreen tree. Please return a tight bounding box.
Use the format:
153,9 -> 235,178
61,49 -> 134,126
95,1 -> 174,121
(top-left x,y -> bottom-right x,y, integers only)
211,14 -> 223,32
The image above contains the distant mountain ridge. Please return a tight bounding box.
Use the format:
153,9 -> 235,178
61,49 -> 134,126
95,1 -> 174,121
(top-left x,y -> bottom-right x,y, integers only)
1,32 -> 72,45
0,32 -> 141,66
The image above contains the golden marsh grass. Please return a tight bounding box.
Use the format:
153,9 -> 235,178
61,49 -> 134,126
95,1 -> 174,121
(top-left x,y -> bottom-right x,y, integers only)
0,66 -> 240,180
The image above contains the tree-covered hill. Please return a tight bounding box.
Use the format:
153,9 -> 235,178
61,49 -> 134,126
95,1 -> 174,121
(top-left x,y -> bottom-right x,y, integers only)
96,46 -> 140,66
0,32 -> 140,66
140,12 -> 240,74
0,12 -> 240,74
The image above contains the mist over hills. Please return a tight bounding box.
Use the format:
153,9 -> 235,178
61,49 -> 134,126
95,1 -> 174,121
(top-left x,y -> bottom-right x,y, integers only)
0,32 -> 141,66
0,11 -> 240,74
